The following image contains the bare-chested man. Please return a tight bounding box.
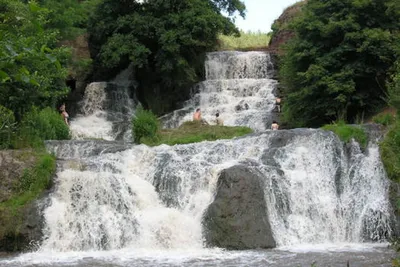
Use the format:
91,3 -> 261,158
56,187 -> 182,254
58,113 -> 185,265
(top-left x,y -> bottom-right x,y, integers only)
193,108 -> 201,121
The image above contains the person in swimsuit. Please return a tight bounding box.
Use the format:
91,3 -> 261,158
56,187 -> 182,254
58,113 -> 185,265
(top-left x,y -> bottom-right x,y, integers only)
271,120 -> 279,130
193,108 -> 201,121
60,103 -> 69,126
275,98 -> 281,113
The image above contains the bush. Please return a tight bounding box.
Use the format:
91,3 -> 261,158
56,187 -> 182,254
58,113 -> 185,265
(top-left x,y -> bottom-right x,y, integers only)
132,108 -> 159,144
16,107 -> 70,148
322,121 -> 368,148
372,113 -> 396,126
0,105 -> 16,149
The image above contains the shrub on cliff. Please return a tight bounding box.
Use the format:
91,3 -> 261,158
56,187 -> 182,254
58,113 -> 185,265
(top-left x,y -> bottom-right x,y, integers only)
132,108 -> 159,144
0,105 -> 16,149
16,107 -> 70,148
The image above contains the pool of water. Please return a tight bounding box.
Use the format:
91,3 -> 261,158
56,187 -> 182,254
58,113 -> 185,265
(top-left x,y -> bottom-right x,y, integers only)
0,244 -> 396,267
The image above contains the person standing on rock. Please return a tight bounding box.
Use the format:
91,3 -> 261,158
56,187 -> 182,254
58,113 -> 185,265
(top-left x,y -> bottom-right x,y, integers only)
60,103 -> 70,126
275,97 -> 281,113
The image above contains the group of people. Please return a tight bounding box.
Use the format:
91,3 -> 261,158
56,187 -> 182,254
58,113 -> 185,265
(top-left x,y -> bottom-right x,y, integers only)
193,108 -> 223,126
192,107 -> 280,130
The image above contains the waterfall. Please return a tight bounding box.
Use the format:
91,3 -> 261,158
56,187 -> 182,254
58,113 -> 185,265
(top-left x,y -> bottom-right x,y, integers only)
161,51 -> 278,131
70,65 -> 138,141
41,129 -> 393,252
29,50 -> 393,256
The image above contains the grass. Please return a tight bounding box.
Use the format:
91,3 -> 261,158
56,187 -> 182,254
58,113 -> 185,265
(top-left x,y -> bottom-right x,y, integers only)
0,150 -> 56,250
218,31 -> 271,51
321,121 -> 368,148
141,121 -> 253,146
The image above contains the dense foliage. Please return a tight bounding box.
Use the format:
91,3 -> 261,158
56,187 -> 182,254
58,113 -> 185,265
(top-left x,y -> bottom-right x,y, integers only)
280,0 -> 400,127
380,61 -> 400,183
0,0 -> 71,120
0,0 -> 98,148
88,0 -> 245,115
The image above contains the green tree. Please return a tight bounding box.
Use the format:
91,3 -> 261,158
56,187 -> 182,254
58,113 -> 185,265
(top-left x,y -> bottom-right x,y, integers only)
280,0 -> 400,127
88,0 -> 245,115
37,0 -> 102,39
0,0 -> 70,120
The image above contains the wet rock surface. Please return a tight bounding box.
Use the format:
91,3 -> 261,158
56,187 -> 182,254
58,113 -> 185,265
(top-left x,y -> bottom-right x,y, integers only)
203,165 -> 276,249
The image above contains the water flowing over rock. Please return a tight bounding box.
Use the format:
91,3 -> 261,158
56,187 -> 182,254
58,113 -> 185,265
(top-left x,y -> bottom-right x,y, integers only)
70,65 -> 138,141
37,129 -> 394,253
203,165 -> 276,249
160,51 -> 278,131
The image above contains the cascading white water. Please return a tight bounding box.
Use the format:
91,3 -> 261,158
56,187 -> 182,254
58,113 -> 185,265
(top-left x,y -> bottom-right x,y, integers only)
41,129 -> 393,252
70,65 -> 138,141
161,51 -> 278,131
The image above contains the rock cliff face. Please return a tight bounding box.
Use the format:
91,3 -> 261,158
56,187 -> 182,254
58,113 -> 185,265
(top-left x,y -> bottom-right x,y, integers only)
0,150 -> 48,252
0,151 -> 36,203
268,1 -> 306,55
203,165 -> 276,249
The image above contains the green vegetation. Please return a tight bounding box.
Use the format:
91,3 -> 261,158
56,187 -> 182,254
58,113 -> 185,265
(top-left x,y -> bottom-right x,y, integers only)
88,0 -> 246,115
132,108 -> 159,144
218,31 -> 271,51
15,107 -> 71,148
380,61 -> 400,183
0,0 -> 95,149
141,121 -> 252,146
279,0 -> 400,128
322,121 -> 368,148
372,112 -> 396,126
380,120 -> 400,182
0,151 -> 56,251
0,0 -> 70,120
0,152 -> 55,210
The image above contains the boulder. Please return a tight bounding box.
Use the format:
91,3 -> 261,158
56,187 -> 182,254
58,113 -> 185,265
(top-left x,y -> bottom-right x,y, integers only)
203,165 -> 276,249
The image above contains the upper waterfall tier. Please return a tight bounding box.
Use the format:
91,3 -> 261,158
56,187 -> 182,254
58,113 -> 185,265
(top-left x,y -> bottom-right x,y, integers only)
69,65 -> 138,141
161,51 -> 278,131
205,51 -> 274,80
